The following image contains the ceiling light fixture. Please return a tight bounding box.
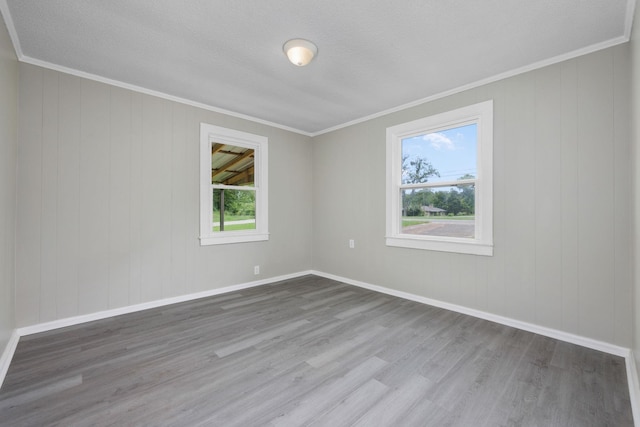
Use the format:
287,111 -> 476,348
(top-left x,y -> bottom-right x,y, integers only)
283,39 -> 318,66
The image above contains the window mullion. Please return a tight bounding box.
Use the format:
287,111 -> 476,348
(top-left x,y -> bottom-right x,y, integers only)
200,123 -> 268,245
386,100 -> 492,256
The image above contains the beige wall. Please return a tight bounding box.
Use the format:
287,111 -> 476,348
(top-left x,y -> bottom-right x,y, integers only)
14,64 -> 313,326
313,44 -> 633,347
0,14 -> 17,349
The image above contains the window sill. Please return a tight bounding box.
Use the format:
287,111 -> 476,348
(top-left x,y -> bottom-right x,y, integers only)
386,236 -> 493,256
200,233 -> 269,246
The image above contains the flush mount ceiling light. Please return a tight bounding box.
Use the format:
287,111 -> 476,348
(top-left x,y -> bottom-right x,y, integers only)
283,38 -> 318,66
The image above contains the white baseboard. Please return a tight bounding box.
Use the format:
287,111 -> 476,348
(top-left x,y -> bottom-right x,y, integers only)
4,269 -> 638,425
0,330 -> 19,389
627,351 -> 640,427
312,270 -> 640,425
311,270 -> 630,358
1,270 -> 310,390
17,270 -> 313,337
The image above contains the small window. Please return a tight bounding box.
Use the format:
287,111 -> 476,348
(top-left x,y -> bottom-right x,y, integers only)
386,101 -> 493,256
200,123 -> 268,245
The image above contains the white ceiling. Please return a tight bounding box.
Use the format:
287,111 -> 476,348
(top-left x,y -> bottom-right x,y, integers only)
0,0 -> 635,135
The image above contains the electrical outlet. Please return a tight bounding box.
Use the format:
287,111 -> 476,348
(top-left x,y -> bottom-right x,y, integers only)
349,239 -> 355,249
254,265 -> 260,275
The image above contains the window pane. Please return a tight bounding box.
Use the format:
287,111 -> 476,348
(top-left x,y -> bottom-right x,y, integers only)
401,123 -> 476,184
401,185 -> 475,238
213,188 -> 256,232
211,143 -> 255,186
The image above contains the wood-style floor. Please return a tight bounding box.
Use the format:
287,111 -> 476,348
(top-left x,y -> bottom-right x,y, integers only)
0,275 -> 633,426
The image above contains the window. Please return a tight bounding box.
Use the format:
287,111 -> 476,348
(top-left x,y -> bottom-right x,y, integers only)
386,100 -> 493,256
200,123 -> 268,245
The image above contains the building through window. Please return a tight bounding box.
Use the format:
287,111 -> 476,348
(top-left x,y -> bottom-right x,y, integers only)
386,101 -> 493,256
200,123 -> 269,245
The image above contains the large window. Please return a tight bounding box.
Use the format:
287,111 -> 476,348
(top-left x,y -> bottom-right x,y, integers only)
386,100 -> 493,256
200,123 -> 268,245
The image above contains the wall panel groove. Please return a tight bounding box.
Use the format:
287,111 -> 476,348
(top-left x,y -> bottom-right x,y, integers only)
312,44 -> 633,347
14,64 -> 313,327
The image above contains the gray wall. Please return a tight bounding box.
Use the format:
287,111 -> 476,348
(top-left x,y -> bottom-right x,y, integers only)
0,14 -> 17,349
9,24 -> 637,351
313,45 -> 633,347
15,64 -> 313,327
632,4 -> 640,368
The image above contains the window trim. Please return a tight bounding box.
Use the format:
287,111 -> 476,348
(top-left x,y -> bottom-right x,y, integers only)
200,123 -> 269,245
385,100 -> 493,256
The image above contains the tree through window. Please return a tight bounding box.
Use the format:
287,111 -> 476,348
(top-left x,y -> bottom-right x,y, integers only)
386,101 -> 493,256
401,123 -> 477,238
200,124 -> 269,245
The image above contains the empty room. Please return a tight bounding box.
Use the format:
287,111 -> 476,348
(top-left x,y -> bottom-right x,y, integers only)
1,1 -> 640,425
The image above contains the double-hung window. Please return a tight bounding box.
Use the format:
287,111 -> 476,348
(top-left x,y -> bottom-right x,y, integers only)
200,123 -> 268,245
386,100 -> 493,256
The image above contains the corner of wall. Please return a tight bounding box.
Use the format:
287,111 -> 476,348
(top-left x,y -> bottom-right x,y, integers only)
0,7 -> 19,390
630,2 -> 640,422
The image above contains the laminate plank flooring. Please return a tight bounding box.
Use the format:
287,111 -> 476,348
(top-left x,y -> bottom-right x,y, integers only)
0,275 -> 633,426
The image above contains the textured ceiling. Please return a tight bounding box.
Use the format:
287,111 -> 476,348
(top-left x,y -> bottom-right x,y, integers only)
0,0 -> 634,135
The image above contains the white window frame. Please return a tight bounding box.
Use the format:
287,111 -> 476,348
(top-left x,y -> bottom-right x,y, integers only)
385,100 -> 493,256
200,123 -> 269,245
